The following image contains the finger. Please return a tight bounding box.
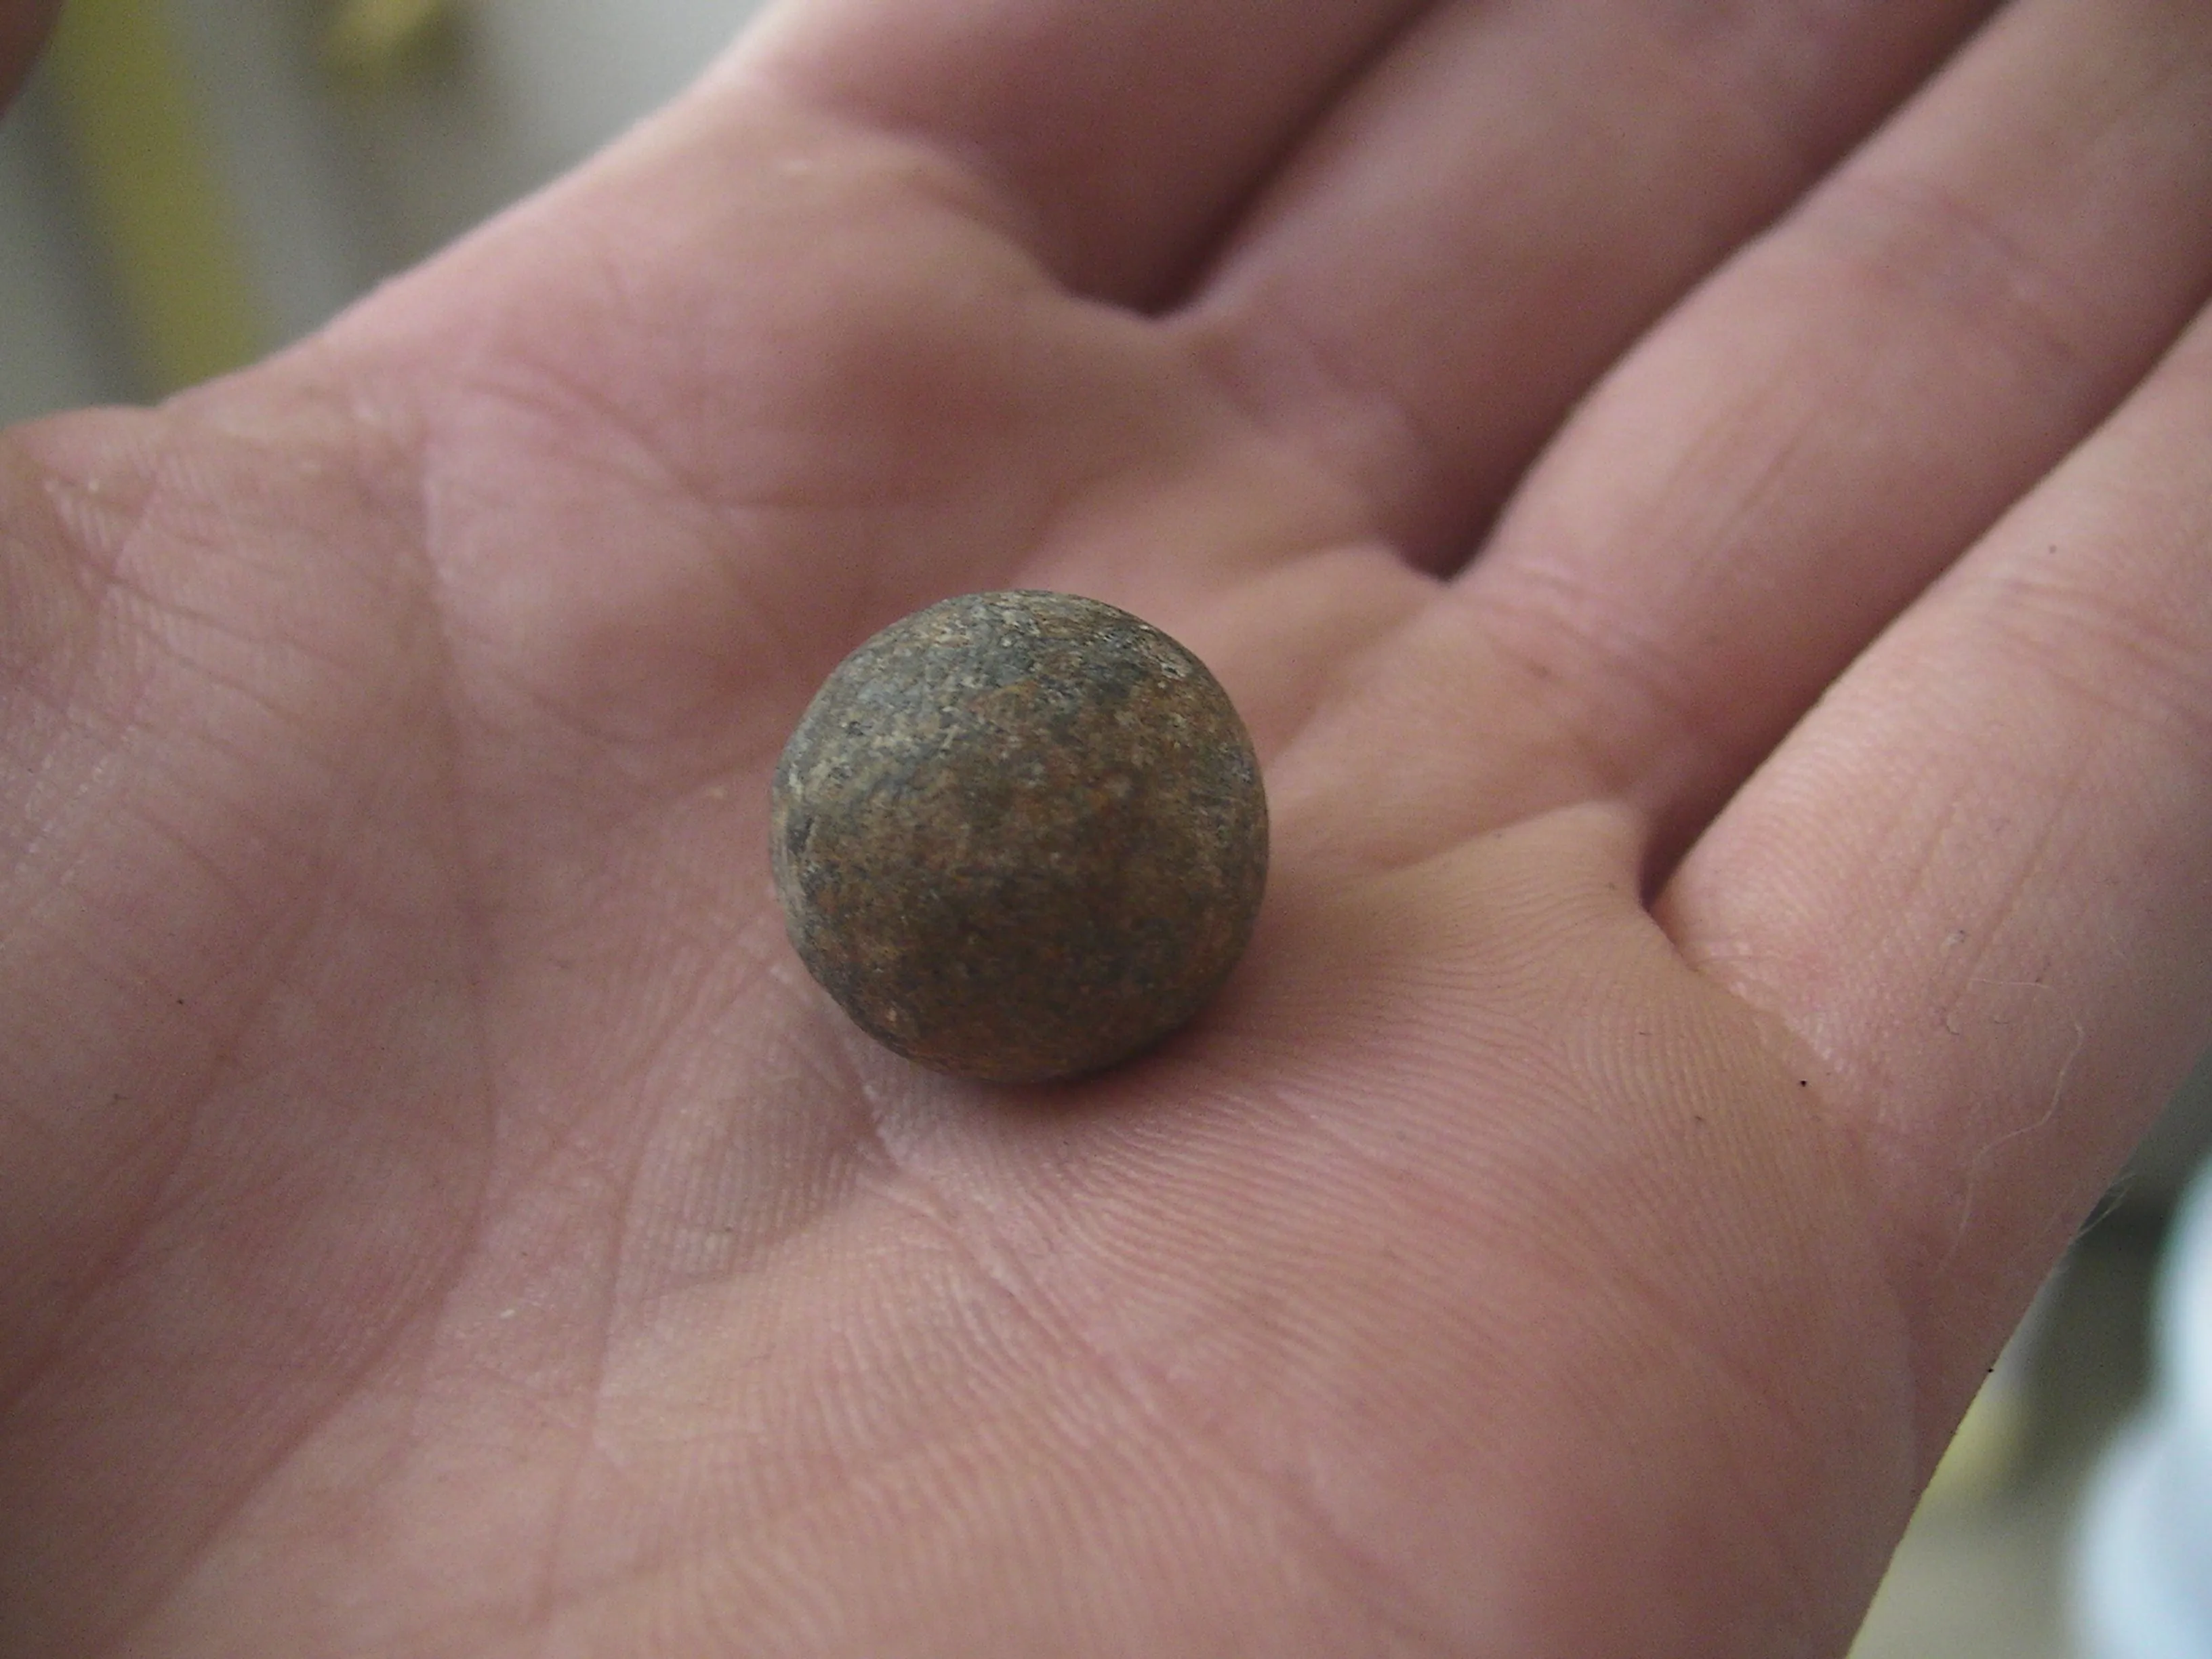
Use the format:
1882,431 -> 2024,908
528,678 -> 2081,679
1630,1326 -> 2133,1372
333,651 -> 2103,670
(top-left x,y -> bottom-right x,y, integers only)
1662,293 -> 2212,1473
739,0 -> 1429,304
1471,0 -> 2212,858
1175,0 -> 1997,560
1272,0 -> 2212,872
0,0 -> 58,109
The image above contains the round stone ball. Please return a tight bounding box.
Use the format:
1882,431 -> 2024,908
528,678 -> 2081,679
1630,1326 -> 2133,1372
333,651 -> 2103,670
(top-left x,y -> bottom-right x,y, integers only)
771,590 -> 1268,1084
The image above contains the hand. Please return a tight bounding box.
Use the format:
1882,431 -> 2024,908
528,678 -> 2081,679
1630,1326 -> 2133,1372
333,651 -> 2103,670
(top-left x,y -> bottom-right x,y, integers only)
0,0 -> 50,99
5,2 -> 2209,1652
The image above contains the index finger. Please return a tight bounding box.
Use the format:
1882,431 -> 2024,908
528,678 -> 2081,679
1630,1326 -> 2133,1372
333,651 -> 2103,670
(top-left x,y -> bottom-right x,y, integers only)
741,0 -> 1426,303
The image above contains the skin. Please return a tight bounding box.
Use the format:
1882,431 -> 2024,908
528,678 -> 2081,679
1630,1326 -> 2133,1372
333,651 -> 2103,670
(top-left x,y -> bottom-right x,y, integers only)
0,0 -> 52,98
3,0 -> 2211,1653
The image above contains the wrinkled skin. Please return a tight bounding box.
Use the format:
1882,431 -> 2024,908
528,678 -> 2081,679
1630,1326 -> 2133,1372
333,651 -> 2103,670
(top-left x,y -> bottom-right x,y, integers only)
5,2 -> 2212,1654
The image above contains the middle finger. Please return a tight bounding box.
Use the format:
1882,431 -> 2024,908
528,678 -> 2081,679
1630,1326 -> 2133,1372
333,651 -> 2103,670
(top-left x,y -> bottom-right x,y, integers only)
1174,0 -> 1997,564
1267,0 -> 2212,872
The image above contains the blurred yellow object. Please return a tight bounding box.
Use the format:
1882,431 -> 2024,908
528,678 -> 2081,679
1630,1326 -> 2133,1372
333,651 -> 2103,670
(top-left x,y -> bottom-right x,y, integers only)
323,0 -> 457,83
45,0 -> 266,394
1917,1267 -> 2062,1513
1919,1375 -> 2030,1511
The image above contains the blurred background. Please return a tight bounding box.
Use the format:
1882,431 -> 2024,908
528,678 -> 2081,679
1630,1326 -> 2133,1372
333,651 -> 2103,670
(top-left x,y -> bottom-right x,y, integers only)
3,4 -> 2210,1654
0,0 -> 767,422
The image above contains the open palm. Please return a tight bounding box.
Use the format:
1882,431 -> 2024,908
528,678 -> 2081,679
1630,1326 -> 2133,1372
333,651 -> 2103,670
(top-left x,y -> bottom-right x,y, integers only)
6,2 -> 2212,1654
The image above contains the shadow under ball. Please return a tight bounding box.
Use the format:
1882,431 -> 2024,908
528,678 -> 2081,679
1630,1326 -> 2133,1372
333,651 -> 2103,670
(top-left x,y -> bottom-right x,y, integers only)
771,591 -> 1269,1084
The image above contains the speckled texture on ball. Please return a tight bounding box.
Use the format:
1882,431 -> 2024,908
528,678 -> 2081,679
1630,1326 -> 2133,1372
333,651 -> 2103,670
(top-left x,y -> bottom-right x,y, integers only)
771,590 -> 1268,1084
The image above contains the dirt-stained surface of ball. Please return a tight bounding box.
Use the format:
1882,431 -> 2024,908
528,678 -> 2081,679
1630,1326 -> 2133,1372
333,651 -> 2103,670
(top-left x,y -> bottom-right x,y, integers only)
771,591 -> 1268,1084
